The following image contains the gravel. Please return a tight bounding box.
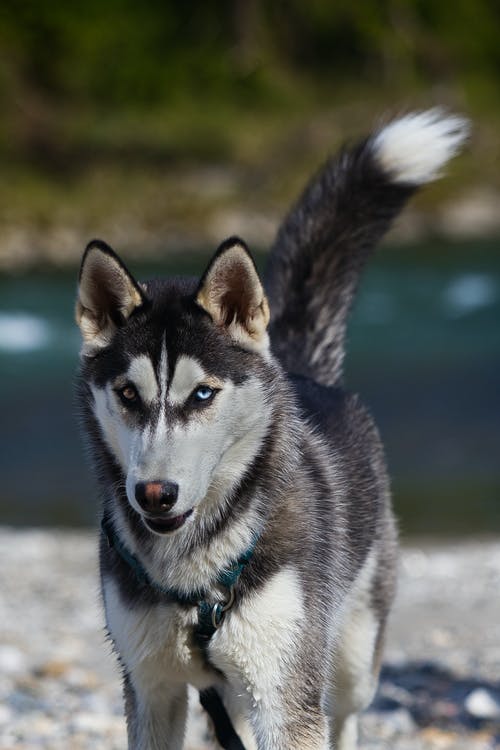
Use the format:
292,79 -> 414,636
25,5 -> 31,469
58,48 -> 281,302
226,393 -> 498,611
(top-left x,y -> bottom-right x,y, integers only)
0,528 -> 499,749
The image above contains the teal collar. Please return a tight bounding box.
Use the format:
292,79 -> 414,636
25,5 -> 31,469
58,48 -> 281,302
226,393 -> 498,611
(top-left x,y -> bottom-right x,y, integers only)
101,514 -> 258,641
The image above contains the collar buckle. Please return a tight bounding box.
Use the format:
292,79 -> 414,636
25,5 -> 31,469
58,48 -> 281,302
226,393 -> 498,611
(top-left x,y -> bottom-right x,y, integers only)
211,585 -> 236,629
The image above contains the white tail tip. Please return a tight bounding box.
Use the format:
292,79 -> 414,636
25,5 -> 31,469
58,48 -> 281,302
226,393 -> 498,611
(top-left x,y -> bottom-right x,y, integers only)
372,108 -> 470,185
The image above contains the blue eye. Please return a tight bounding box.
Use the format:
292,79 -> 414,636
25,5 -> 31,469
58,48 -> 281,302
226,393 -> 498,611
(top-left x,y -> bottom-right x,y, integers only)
193,385 -> 215,403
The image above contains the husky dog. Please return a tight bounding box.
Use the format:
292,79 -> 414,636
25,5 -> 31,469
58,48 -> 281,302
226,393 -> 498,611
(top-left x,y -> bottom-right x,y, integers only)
76,110 -> 467,750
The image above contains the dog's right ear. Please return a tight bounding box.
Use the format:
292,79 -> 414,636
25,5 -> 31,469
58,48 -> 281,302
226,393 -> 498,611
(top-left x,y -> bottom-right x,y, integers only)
76,240 -> 146,355
196,237 -> 270,353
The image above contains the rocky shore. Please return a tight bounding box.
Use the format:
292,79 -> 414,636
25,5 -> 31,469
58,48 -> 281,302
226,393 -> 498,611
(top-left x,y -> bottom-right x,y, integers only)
0,528 -> 499,749
1,182 -> 500,273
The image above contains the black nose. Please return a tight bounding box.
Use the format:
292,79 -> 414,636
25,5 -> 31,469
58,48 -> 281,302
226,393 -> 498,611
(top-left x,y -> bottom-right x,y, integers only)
135,480 -> 179,515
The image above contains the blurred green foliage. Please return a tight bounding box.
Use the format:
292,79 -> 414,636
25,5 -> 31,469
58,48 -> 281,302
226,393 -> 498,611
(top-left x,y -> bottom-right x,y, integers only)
2,0 -> 500,102
1,0 -> 499,164
1,0 -> 499,260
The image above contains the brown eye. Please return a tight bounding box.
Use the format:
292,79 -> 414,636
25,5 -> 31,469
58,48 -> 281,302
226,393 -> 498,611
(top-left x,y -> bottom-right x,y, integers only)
117,385 -> 138,404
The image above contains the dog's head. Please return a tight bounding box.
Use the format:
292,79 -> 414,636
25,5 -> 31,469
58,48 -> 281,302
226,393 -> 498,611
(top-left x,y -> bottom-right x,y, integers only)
76,238 -> 274,536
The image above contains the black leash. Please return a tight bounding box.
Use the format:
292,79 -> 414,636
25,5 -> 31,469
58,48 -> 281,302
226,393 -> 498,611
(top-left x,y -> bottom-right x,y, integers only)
199,688 -> 246,750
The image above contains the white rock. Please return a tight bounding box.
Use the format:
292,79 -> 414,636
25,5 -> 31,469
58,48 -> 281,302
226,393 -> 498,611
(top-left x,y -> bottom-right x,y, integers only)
383,707 -> 417,734
0,704 -> 12,725
29,714 -> 57,736
464,688 -> 500,719
71,712 -> 121,733
0,645 -> 27,675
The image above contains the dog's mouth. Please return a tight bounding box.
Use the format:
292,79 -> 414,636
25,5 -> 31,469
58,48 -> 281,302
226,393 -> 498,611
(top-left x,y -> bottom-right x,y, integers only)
143,509 -> 193,534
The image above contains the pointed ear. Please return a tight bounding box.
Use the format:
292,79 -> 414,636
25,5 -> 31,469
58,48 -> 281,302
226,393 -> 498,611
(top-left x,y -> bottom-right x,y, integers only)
76,240 -> 146,355
196,237 -> 270,352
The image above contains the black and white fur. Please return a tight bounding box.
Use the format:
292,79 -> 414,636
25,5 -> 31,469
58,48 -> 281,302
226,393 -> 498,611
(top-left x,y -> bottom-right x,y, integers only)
76,109 -> 468,750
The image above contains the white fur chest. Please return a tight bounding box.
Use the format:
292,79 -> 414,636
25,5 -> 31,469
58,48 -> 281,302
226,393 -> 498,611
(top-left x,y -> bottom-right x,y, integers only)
102,576 -> 215,689
208,567 -> 305,704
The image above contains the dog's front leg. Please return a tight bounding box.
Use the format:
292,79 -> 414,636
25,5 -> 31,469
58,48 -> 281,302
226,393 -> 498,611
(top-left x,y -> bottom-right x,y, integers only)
123,670 -> 188,750
250,693 -> 330,750
208,566 -> 331,750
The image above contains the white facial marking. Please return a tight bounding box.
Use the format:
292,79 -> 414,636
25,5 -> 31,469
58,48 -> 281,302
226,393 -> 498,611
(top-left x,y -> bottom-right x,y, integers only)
126,355 -> 158,404
119,372 -> 270,530
168,355 -> 206,406
159,335 -> 168,404
90,383 -> 135,469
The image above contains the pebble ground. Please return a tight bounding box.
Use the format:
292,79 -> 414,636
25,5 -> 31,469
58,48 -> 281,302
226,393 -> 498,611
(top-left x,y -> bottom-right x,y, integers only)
0,528 -> 499,749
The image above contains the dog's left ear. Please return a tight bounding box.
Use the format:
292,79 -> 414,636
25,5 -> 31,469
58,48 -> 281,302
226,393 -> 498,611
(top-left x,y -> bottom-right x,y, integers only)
196,237 -> 270,352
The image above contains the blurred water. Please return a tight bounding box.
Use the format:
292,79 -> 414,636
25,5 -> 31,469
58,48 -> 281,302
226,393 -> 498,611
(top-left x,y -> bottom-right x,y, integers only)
0,244 -> 499,535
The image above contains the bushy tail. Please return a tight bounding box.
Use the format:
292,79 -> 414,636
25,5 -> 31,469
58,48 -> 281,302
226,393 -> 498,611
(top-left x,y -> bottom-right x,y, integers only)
265,109 -> 469,386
